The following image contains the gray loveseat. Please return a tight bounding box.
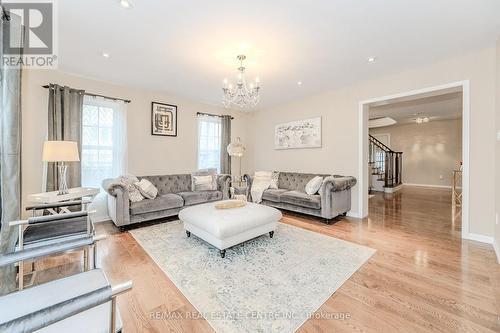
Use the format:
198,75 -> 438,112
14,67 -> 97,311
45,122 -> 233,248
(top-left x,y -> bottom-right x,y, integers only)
244,172 -> 356,223
104,174 -> 231,229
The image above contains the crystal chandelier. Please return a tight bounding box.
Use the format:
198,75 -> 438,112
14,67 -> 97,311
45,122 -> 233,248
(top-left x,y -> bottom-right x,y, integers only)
222,55 -> 261,109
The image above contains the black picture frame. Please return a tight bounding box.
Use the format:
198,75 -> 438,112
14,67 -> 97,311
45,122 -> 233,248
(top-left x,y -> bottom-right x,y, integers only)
151,102 -> 177,137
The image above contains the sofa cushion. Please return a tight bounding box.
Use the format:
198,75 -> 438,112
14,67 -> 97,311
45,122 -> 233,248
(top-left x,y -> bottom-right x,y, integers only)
177,191 -> 222,206
130,193 -> 184,215
280,190 -> 321,210
262,189 -> 288,203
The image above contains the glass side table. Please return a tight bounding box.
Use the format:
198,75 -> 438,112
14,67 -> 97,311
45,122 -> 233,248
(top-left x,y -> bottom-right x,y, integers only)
230,179 -> 249,201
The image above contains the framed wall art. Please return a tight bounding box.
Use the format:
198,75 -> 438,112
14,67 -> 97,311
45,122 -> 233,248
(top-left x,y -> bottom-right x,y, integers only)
274,117 -> 322,149
151,102 -> 177,137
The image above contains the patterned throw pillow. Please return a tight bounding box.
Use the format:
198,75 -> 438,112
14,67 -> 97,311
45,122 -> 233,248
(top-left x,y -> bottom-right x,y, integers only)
269,171 -> 280,189
134,179 -> 158,199
117,174 -> 144,202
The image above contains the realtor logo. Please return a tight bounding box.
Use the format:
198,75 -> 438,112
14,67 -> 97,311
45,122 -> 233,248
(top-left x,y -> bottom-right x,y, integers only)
2,0 -> 57,68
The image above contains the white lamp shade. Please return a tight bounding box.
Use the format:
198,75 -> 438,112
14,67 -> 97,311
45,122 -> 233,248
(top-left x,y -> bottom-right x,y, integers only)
42,141 -> 80,162
227,137 -> 246,157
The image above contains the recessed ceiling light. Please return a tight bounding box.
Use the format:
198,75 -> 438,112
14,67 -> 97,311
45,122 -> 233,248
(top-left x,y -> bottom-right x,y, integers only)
367,57 -> 377,63
120,0 -> 131,8
102,52 -> 110,58
297,81 -> 303,86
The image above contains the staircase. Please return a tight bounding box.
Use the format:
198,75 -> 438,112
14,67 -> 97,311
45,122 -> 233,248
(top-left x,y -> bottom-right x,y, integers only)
369,134 -> 403,193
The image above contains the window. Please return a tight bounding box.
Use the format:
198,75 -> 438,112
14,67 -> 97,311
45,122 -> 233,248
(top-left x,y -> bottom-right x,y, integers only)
81,97 -> 127,188
197,114 -> 221,172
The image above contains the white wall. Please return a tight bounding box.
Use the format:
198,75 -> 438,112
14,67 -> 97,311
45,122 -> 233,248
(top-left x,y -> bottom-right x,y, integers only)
370,119 -> 462,187
495,37 -> 500,259
247,47 -> 496,238
21,69 -> 250,211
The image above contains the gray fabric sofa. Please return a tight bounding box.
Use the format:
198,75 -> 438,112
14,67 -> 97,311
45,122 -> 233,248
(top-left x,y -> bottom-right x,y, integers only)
243,172 -> 356,223
104,174 -> 231,228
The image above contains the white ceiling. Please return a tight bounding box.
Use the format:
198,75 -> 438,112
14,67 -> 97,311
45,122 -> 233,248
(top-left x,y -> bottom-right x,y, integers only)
57,0 -> 500,109
369,91 -> 463,125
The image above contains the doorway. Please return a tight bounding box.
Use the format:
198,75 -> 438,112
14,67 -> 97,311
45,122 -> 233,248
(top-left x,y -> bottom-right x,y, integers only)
358,81 -> 470,238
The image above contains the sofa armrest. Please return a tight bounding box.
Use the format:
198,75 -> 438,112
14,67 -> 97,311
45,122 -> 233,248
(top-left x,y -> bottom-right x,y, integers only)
319,176 -> 357,219
107,187 -> 130,227
0,235 -> 103,267
0,284 -> 113,333
0,268 -> 132,333
217,174 -> 232,199
320,176 -> 357,193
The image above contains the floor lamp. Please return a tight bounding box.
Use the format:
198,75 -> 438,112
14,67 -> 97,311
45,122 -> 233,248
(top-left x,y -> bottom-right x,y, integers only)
227,137 -> 246,186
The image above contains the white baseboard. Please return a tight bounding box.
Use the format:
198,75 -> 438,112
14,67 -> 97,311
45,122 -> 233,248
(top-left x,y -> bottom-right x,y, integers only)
462,232 -> 494,244
384,184 -> 403,193
404,183 -> 452,189
494,239 -> 500,264
346,211 -> 361,218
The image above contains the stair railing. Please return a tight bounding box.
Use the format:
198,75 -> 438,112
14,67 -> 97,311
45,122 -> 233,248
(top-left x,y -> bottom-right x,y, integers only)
369,134 -> 403,188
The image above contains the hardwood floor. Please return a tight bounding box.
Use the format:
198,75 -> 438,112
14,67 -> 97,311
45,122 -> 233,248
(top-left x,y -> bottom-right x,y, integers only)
33,186 -> 500,332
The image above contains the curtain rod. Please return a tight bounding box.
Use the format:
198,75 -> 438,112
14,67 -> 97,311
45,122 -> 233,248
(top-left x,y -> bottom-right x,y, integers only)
197,112 -> 234,120
42,85 -> 131,103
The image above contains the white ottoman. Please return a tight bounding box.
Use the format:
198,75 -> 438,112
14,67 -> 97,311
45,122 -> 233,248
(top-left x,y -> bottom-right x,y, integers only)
178,200 -> 282,258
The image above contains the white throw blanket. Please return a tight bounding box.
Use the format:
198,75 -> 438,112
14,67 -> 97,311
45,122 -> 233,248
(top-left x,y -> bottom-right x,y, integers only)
105,174 -> 145,202
251,171 -> 273,203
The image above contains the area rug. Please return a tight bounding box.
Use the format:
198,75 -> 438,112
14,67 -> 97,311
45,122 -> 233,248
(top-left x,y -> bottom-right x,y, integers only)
130,221 -> 375,333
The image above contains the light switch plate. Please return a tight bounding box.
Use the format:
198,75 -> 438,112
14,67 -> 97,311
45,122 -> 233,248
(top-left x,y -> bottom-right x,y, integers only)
497,130 -> 500,141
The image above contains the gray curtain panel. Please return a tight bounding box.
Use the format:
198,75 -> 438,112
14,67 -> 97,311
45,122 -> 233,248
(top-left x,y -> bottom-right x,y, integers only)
0,10 -> 22,295
220,115 -> 232,174
46,84 -> 85,191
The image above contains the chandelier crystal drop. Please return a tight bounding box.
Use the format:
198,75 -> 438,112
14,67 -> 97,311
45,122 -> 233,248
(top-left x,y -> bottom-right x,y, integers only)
222,55 -> 261,109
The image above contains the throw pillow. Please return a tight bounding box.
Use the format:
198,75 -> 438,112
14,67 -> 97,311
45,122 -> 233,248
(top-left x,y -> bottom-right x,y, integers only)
193,175 -> 213,191
305,176 -> 323,195
134,179 -> 158,199
191,168 -> 217,191
117,174 -> 144,202
269,171 -> 280,189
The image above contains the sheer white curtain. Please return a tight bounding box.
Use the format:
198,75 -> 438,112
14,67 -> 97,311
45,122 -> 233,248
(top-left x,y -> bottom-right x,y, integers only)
82,96 -> 128,222
112,100 -> 128,176
81,96 -> 128,188
197,114 -> 222,172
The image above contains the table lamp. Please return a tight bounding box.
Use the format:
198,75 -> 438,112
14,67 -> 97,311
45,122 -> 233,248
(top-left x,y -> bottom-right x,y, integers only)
227,137 -> 246,185
43,140 -> 80,195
